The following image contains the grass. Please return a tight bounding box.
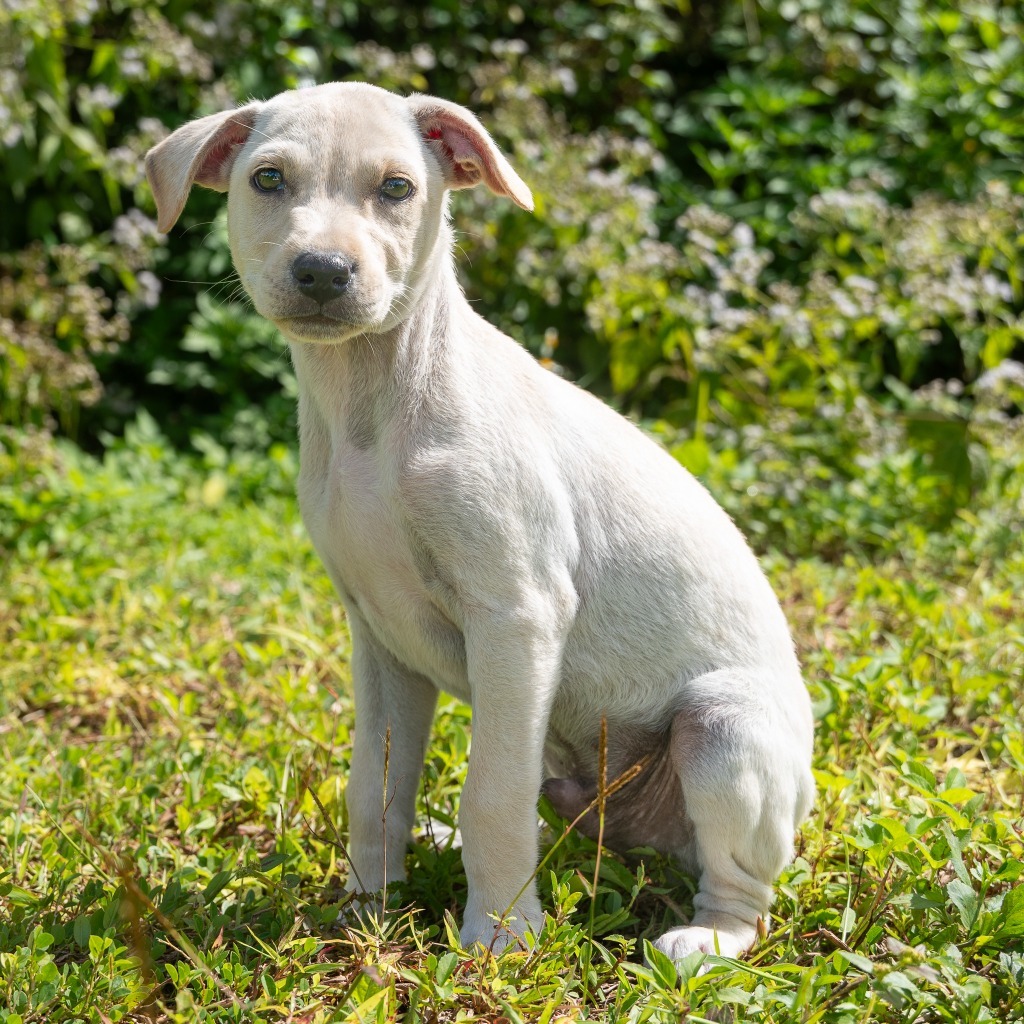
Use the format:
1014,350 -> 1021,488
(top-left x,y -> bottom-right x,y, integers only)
1,418 -> 1023,1023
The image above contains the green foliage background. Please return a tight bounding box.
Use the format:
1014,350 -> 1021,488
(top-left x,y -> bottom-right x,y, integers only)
2,0 -> 1023,557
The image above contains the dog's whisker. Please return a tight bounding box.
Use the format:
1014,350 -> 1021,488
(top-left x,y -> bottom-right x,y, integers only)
231,117 -> 273,142
162,276 -> 235,287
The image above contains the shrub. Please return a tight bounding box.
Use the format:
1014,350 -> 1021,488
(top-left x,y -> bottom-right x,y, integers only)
1,0 -> 1022,553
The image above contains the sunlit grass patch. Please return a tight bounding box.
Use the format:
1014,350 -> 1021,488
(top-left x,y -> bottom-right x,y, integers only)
1,430 -> 1022,1022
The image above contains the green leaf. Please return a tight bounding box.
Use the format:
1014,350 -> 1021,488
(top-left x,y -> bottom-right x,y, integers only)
344,974 -> 386,1018
673,437 -> 710,476
37,959 -> 60,983
0,884 -> 38,907
903,760 -> 936,791
38,133 -> 61,167
947,879 -> 980,931
202,871 -> 233,903
872,816 -> 915,851
838,950 -> 875,975
434,950 -> 458,985
643,940 -> 680,989
941,822 -> 972,885
997,886 -> 1024,937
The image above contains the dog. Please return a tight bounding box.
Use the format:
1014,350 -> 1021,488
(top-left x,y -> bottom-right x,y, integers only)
145,82 -> 815,961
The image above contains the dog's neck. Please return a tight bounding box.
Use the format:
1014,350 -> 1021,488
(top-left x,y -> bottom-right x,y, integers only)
288,226 -> 465,452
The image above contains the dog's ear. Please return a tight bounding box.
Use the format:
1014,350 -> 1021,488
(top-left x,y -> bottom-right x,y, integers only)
407,95 -> 533,212
145,104 -> 263,233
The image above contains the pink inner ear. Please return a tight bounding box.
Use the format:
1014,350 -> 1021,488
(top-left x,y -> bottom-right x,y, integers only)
424,120 -> 488,188
445,128 -> 482,167
199,138 -> 236,180
195,117 -> 255,189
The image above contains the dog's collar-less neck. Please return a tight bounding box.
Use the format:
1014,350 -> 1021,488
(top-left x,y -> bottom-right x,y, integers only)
287,244 -> 464,451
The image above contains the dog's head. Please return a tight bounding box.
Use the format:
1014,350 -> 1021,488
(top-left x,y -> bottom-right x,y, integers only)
145,82 -> 532,343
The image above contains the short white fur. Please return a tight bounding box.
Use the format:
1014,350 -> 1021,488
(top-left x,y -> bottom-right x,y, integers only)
146,82 -> 815,961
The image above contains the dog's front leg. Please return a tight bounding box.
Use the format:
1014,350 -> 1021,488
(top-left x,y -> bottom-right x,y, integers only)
344,610 -> 438,900
458,597 -> 570,953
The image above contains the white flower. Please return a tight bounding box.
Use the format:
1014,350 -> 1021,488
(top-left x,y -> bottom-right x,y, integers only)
977,360 -> 1024,392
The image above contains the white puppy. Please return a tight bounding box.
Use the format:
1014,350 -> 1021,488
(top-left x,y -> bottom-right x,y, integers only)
146,82 -> 815,961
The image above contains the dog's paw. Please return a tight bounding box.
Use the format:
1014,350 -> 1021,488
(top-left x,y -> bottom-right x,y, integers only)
652,919 -> 756,964
460,898 -> 541,955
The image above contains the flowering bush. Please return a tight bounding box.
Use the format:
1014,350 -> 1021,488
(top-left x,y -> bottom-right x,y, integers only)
1,0 -> 1022,555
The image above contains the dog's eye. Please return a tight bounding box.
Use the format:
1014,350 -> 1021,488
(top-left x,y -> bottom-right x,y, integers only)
380,177 -> 413,201
253,168 -> 284,192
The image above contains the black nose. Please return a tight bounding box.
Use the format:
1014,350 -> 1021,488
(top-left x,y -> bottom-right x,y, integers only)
291,252 -> 353,305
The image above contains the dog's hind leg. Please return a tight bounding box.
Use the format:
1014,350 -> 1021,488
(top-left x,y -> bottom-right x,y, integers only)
654,669 -> 815,962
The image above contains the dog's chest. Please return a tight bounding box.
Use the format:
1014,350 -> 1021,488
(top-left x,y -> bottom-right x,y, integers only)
298,442 -> 470,698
